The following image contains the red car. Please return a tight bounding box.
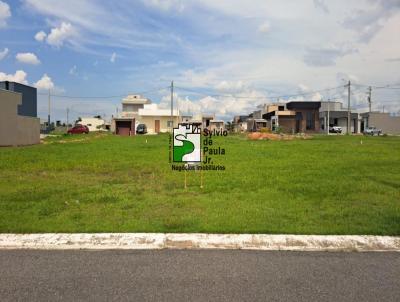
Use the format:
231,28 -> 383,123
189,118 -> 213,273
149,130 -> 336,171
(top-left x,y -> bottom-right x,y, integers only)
67,124 -> 89,134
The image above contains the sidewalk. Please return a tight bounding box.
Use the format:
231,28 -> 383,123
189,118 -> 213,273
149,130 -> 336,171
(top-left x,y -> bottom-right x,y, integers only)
1,233 -> 399,251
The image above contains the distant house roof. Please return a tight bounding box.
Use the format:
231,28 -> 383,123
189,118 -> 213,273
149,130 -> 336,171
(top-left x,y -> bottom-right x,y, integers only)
263,110 -> 296,120
122,94 -> 151,105
238,115 -> 249,122
79,117 -> 104,122
286,101 -> 321,110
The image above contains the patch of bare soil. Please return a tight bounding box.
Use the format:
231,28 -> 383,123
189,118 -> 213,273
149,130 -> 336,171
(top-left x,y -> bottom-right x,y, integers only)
248,132 -> 313,141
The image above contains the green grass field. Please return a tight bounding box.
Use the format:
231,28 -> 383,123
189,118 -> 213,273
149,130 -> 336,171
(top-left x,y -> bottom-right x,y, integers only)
0,133 -> 399,234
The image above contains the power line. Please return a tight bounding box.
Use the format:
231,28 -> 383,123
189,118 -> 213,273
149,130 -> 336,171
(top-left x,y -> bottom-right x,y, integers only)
352,82 -> 400,90
34,82 -> 397,107
174,85 -> 345,100
374,87 -> 400,90
37,87 -> 169,99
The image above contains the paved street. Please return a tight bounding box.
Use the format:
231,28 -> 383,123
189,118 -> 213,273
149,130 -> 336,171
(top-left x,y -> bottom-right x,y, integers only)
0,250 -> 399,301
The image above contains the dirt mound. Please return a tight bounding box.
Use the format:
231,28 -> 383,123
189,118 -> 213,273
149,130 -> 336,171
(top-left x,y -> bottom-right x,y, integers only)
248,132 -> 312,141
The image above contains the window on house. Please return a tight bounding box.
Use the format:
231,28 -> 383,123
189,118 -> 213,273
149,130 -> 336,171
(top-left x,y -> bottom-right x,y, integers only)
306,111 -> 314,130
334,118 -> 338,125
123,105 -> 134,112
167,121 -> 173,127
278,106 -> 285,111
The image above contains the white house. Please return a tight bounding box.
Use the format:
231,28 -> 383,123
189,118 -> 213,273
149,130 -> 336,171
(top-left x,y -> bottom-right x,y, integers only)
121,95 -> 151,118
209,119 -> 225,130
138,104 -> 180,134
112,95 -> 181,135
77,117 -> 106,132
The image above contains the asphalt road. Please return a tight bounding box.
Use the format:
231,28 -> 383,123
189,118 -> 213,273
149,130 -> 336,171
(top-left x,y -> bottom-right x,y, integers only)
0,250 -> 399,302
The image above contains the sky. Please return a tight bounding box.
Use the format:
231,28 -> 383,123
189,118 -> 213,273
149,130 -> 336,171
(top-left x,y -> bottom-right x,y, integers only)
0,0 -> 399,122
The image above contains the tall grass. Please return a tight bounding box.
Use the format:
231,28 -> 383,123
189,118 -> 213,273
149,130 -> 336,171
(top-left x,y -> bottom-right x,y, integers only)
0,133 -> 399,234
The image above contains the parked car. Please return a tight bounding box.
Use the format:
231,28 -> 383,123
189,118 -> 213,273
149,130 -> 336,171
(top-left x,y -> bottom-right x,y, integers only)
364,126 -> 382,136
329,126 -> 342,133
67,125 -> 89,134
136,124 -> 147,134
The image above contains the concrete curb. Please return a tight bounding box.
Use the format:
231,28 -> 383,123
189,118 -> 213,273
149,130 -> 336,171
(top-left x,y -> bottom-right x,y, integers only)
0,234 -> 399,251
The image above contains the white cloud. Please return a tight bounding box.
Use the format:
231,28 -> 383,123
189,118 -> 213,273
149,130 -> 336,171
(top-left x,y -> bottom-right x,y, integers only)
298,84 -> 310,93
0,70 -> 28,84
20,0 -> 400,117
342,0 -> 400,43
110,52 -> 116,63
311,92 -> 323,102
33,73 -> 54,90
335,72 -> 359,85
304,44 -> 358,66
215,80 -> 245,92
69,65 -> 77,75
313,0 -> 329,14
34,30 -> 47,41
158,86 -> 267,120
33,73 -> 65,94
258,21 -> 270,33
0,69 -> 65,98
0,47 -> 8,60
46,22 -> 75,47
16,52 -> 41,65
144,0 -> 185,12
179,69 -> 218,88
0,0 -> 11,28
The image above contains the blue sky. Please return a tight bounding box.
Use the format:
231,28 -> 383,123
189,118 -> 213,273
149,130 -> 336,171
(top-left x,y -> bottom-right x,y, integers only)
0,0 -> 399,121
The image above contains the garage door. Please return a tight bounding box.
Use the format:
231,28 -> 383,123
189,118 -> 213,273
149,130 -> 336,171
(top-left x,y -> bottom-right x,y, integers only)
116,121 -> 132,136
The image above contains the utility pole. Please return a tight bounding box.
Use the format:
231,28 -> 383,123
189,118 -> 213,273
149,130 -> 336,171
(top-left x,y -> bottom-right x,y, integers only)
347,80 -> 351,135
66,107 -> 69,131
368,86 -> 372,113
47,89 -> 51,132
327,97 -> 330,135
170,80 -> 174,130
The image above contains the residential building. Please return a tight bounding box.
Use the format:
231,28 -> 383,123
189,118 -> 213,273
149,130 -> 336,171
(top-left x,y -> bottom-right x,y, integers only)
137,104 -> 180,134
181,115 -> 193,124
112,95 -> 180,135
112,94 -> 150,136
233,115 -> 249,132
188,114 -> 216,129
263,103 -> 295,132
286,101 -> 321,133
0,81 -> 37,117
201,114 -> 215,128
319,101 -> 360,133
360,112 -> 400,134
121,95 -> 151,118
0,88 -> 40,146
209,120 -> 225,131
246,108 -> 268,132
251,109 -> 263,119
247,118 -> 268,132
262,101 -> 321,133
77,116 -> 106,132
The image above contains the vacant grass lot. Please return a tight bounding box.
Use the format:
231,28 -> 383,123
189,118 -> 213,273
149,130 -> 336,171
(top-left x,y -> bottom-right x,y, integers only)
0,133 -> 399,234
